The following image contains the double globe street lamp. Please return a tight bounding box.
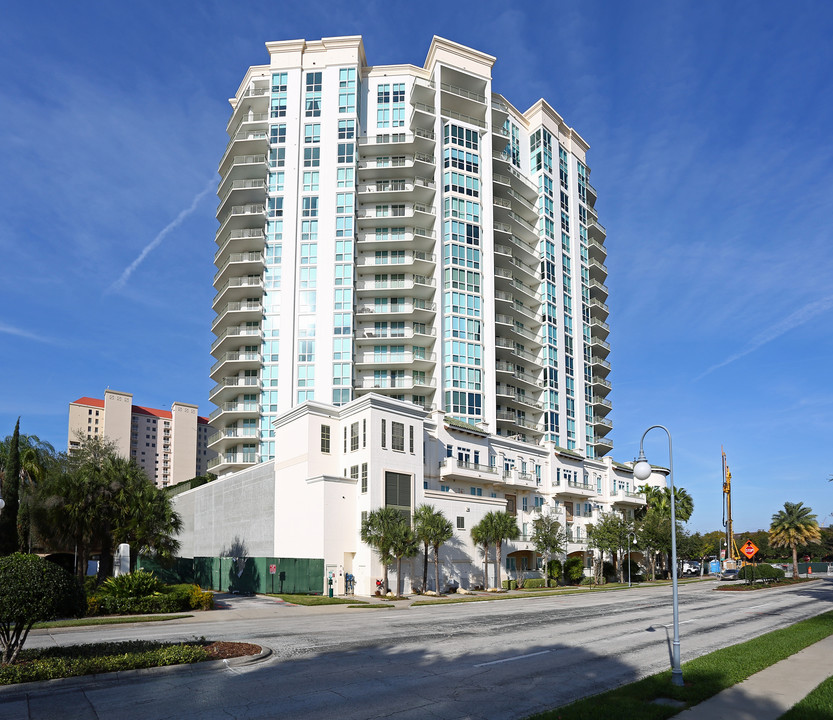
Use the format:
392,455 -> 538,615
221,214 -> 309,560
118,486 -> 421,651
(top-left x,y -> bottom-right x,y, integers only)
633,424 -> 683,687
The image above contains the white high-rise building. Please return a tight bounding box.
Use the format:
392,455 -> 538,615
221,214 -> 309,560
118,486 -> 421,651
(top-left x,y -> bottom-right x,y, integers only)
209,36 -> 610,477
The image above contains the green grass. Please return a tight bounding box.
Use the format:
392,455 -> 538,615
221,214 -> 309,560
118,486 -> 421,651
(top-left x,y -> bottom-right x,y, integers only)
527,610 -> 833,720
1,640 -> 210,685
779,675 -> 833,719
265,593 -> 365,606
348,604 -> 394,609
32,614 -> 191,629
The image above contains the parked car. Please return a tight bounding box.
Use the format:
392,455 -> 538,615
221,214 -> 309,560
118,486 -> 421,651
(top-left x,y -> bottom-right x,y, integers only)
720,569 -> 739,581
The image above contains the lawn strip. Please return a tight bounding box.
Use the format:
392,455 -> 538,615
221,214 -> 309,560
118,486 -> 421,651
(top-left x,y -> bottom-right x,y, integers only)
527,610 -> 833,720
264,593 -> 363,606
32,614 -> 192,629
778,674 -> 833,719
348,604 -> 394,609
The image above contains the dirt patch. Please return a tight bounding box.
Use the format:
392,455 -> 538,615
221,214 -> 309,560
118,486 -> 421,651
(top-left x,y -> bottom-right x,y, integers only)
203,641 -> 262,659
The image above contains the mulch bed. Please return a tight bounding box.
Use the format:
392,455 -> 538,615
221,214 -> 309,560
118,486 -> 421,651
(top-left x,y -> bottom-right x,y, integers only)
203,642 -> 262,659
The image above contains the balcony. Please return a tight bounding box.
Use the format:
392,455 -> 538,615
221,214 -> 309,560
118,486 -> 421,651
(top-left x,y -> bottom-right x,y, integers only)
589,318 -> 610,339
357,177 -> 435,203
215,204 -> 266,238
211,301 -> 263,331
587,298 -> 609,320
213,251 -> 264,286
219,154 -> 267,184
588,278 -> 609,301
208,401 -> 259,423
494,315 -> 541,346
354,276 -> 436,298
354,351 -> 437,369
355,250 -> 436,273
590,376 -> 612,395
357,129 -> 435,151
495,384 -> 544,410
593,416 -> 613,432
494,362 -> 543,389
588,219 -> 606,240
589,258 -> 608,282
587,237 -> 607,262
355,299 -> 436,320
440,457 -> 499,482
207,453 -> 258,473
210,324 -> 261,354
409,102 -> 435,130
562,481 -> 597,498
214,228 -> 265,259
592,396 -> 613,416
586,181 -> 597,206
216,179 -> 267,212
208,376 -> 261,403
494,337 -> 540,364
212,276 -> 263,309
218,130 -> 268,173
357,153 -> 436,180
356,226 -> 436,252
589,356 -> 611,376
355,325 -> 437,346
589,335 -> 611,356
355,376 -> 437,392
210,351 -> 261,379
207,427 -> 260,454
594,435 -> 614,453
613,491 -> 646,507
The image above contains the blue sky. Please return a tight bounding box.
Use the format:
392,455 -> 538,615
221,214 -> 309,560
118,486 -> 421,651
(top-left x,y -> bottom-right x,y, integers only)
1,1 -> 831,535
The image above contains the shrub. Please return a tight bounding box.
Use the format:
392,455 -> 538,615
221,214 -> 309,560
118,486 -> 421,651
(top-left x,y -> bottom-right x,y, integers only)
98,570 -> 162,598
0,554 -> 85,664
602,561 -> 615,580
580,576 -> 606,586
739,564 -> 785,583
546,559 -> 562,581
524,578 -> 546,588
564,557 -> 585,584
501,580 -> 518,590
86,583 -> 214,616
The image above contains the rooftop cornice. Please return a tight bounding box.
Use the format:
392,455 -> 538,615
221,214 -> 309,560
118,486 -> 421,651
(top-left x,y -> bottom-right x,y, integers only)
524,99 -> 590,153
424,35 -> 495,79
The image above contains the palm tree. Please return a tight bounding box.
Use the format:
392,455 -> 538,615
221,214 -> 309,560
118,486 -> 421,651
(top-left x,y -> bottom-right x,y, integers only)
387,519 -> 419,597
769,502 -> 821,578
470,522 -> 491,589
483,511 -> 520,588
638,485 -> 694,522
414,505 -> 453,593
360,507 -> 403,593
16,434 -> 57,552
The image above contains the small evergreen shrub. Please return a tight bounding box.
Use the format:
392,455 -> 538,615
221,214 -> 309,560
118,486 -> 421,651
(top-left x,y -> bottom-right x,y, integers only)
87,583 -> 214,616
565,557 -> 585,584
523,578 -> 546,588
501,580 -> 518,590
546,559 -> 562,581
98,570 -> 162,598
739,564 -> 785,583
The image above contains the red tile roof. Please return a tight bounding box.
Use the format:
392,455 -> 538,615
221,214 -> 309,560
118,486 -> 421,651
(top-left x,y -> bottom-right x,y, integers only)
71,397 -> 208,423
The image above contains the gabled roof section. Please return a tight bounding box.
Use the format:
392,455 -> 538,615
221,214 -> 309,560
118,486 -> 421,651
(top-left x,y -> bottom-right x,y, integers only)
71,397 -> 105,408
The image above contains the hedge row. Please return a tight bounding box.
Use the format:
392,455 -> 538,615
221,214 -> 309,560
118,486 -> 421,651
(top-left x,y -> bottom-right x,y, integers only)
87,584 -> 213,616
739,564 -> 786,582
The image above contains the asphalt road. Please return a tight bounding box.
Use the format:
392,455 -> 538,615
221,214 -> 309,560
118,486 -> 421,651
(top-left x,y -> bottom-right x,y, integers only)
3,579 -> 832,720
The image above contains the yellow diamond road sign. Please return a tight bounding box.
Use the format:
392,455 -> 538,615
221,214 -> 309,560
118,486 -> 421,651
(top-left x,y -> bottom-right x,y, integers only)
741,540 -> 759,559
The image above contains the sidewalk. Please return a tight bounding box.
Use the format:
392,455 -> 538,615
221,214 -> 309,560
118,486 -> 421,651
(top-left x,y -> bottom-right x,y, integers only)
672,634 -> 833,720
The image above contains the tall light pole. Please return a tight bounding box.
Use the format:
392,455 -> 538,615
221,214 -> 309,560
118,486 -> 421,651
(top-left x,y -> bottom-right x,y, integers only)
627,531 -> 637,588
633,425 -> 683,687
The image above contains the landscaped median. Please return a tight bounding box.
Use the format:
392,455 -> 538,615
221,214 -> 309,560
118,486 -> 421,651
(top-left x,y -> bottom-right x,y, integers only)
526,610 -> 833,720
0,639 -> 263,686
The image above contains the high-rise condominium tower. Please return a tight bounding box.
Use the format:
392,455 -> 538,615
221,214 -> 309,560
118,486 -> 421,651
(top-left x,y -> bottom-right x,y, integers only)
209,36 -> 610,476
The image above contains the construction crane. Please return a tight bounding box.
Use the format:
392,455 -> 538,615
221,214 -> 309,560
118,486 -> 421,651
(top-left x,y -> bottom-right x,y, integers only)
722,449 -> 740,566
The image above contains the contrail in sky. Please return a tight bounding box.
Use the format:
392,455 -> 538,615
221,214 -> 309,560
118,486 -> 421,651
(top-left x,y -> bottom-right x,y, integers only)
696,293 -> 833,380
0,322 -> 55,343
107,178 -> 215,293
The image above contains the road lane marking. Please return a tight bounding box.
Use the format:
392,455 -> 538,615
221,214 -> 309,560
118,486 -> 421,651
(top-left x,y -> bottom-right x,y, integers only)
746,603 -> 771,611
474,650 -> 550,667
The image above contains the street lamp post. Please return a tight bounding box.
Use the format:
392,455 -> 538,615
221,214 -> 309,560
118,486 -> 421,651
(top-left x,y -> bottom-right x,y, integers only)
627,531 -> 637,588
633,425 -> 683,687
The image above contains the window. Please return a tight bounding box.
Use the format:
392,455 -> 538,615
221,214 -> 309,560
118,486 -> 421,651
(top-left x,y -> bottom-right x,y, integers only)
337,143 -> 354,164
303,147 -> 320,167
305,71 -> 322,117
320,425 -> 331,454
338,120 -> 355,139
381,419 -> 386,448
470,487 -> 482,496
361,463 -> 368,493
391,421 -> 404,451
350,422 -> 359,451
304,123 -> 321,143
409,425 -> 414,454
362,419 -> 367,448
350,465 -> 359,480
303,172 -> 319,192
385,471 -> 411,515
457,517 -> 465,530
344,426 -> 348,453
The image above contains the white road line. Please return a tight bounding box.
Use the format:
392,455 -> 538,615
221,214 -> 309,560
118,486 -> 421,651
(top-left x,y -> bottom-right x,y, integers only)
474,650 -> 550,667
660,620 -> 696,628
745,603 -> 771,611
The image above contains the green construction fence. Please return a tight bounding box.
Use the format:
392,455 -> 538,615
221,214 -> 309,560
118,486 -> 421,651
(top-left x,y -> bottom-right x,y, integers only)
138,556 -> 324,594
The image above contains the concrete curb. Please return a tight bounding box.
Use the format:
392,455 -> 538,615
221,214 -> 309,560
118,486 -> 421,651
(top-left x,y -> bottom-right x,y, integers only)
0,645 -> 273,701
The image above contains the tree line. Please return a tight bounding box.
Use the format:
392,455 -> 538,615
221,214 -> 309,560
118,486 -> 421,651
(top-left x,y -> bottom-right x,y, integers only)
0,420 -> 182,581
